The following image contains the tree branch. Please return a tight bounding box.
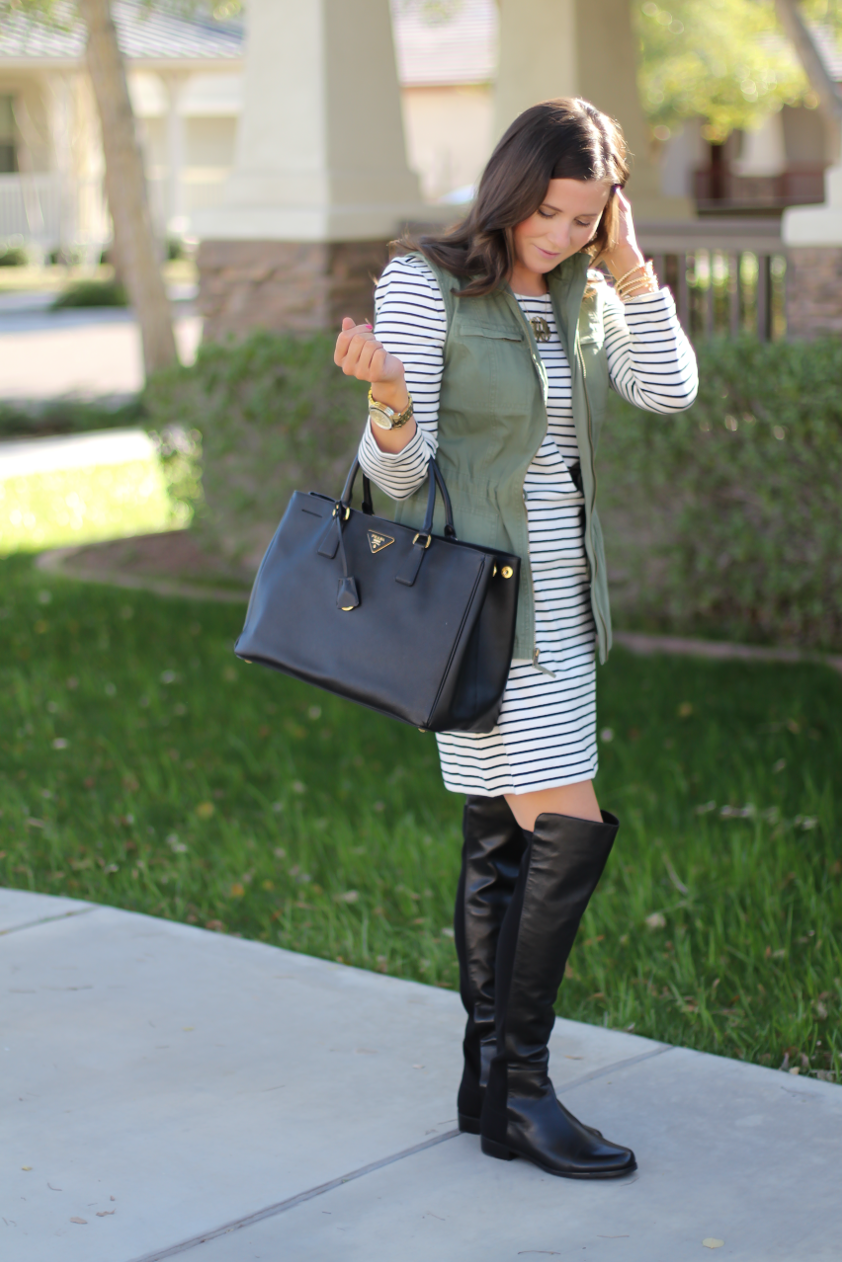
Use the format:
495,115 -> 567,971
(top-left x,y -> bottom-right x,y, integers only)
775,0 -> 842,122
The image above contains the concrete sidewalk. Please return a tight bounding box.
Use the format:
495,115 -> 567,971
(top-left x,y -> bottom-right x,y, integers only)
3,887 -> 840,1262
0,292 -> 201,398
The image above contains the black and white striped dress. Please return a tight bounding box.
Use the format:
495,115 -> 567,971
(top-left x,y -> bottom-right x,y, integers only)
358,254 -> 697,796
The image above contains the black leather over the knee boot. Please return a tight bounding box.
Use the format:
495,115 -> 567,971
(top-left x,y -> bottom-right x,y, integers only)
480,811 -> 636,1178
453,795 -> 527,1134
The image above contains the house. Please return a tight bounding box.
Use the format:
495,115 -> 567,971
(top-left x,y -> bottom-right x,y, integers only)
3,0 -> 840,256
0,0 -> 243,256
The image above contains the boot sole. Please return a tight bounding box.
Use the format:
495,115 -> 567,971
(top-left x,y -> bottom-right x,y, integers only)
458,1111 -> 481,1135
481,1135 -> 636,1179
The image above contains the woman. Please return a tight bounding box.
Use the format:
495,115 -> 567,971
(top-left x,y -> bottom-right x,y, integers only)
334,98 -> 697,1179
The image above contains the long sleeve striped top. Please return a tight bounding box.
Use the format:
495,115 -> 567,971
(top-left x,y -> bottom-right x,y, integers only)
358,253 -> 698,501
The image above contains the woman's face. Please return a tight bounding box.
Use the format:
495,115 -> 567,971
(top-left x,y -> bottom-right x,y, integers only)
512,178 -> 613,277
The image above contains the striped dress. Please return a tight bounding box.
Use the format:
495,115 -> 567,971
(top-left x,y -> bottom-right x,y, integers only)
358,254 -> 698,796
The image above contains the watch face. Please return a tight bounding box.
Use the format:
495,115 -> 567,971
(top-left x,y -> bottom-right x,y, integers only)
369,407 -> 393,430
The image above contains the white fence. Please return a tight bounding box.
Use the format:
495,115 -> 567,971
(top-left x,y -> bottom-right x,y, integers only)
0,170 -> 230,255
0,173 -> 108,258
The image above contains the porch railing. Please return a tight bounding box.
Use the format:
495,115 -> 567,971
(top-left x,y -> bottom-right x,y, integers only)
636,218 -> 786,342
693,167 -> 824,212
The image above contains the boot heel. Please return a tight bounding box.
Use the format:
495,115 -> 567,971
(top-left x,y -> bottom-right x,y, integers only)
458,1111 -> 481,1135
481,1135 -> 515,1161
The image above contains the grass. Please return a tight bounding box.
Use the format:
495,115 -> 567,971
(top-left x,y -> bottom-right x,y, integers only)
0,259 -> 197,294
0,461 -> 182,554
1,551 -> 839,1083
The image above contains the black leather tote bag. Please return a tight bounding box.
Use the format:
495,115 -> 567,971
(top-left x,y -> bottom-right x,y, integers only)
234,457 -> 520,733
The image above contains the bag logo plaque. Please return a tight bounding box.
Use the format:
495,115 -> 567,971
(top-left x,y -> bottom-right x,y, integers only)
367,530 -> 394,554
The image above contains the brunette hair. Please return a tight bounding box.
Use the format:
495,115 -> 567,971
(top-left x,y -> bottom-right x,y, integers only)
414,98 -> 629,297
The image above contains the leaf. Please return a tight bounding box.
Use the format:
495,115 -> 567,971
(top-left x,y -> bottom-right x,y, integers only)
702,1240 -> 725,1250
70,1216 -> 87,1224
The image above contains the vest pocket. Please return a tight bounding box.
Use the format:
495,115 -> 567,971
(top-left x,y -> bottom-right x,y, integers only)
458,320 -> 524,341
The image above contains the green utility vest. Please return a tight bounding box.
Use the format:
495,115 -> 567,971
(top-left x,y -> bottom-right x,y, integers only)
393,250 -> 613,666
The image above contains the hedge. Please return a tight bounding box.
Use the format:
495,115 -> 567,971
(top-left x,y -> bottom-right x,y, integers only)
142,331 -> 842,651
598,336 -> 842,650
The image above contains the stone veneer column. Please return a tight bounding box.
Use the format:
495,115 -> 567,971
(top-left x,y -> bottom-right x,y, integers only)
193,0 -> 443,340
783,166 -> 842,337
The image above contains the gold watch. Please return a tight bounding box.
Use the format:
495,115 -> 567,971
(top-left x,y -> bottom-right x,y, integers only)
368,387 -> 414,431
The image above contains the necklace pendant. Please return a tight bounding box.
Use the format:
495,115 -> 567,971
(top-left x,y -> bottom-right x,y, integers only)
530,315 -> 551,342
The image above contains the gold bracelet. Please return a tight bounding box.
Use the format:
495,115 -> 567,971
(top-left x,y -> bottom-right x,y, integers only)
613,260 -> 649,289
616,259 -> 654,289
619,278 -> 660,302
617,262 -> 657,300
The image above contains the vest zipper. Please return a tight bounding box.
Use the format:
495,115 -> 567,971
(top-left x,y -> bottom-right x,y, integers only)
526,335 -> 555,676
577,344 -> 610,651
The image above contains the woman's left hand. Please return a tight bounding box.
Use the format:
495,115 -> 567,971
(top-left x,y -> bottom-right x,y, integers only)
600,188 -> 646,280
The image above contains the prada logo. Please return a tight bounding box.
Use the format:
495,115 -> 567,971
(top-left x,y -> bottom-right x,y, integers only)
367,530 -> 394,554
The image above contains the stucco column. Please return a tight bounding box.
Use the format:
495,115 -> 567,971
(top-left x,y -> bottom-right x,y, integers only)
193,0 -> 442,338
493,0 -> 691,219
161,70 -> 189,238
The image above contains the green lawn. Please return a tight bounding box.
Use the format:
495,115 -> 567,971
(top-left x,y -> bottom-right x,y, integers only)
0,461 -> 180,555
1,551 -> 839,1082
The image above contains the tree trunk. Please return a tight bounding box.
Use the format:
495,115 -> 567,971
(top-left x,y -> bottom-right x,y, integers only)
775,0 -> 842,124
78,0 -> 179,374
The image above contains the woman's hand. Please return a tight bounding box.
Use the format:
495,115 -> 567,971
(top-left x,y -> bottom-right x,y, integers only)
334,317 -> 408,412
334,317 -> 416,453
600,188 -> 646,280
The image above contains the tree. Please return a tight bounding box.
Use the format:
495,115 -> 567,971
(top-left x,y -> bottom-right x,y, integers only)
0,0 -> 203,373
634,0 -> 842,144
634,0 -> 810,143
776,0 -> 842,123
79,0 -> 178,372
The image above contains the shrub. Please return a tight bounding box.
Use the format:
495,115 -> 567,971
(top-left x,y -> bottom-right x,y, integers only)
142,330 -> 371,565
599,336 -> 842,650
51,279 -> 128,309
0,397 -> 147,439
0,243 -> 28,267
141,330 -> 842,649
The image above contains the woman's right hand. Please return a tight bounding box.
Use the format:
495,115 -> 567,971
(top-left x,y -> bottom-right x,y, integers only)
334,317 -> 408,412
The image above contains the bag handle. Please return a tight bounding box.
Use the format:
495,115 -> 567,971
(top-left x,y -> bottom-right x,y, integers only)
339,456 -> 456,540
339,460 -> 375,515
